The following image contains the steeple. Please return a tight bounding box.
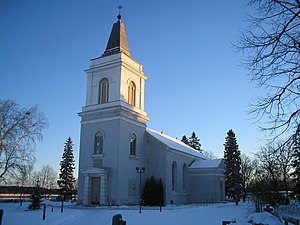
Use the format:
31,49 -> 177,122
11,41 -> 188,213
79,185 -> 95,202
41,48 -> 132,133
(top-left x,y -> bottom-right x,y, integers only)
83,9 -> 148,121
102,11 -> 131,57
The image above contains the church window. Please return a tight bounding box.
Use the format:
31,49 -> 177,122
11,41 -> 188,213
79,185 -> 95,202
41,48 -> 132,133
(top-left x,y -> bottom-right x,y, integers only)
128,81 -> 136,106
99,78 -> 109,104
172,161 -> 177,192
130,133 -> 137,156
94,132 -> 104,155
183,164 -> 188,191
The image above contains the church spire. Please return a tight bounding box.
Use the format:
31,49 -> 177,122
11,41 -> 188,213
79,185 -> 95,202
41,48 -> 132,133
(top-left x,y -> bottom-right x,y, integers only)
102,7 -> 131,57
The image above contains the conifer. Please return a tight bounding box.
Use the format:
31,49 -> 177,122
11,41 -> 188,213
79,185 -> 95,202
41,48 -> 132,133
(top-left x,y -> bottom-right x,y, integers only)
28,181 -> 42,210
188,132 -> 202,152
57,137 -> 76,201
181,135 -> 189,145
157,178 -> 164,206
142,176 -> 164,206
223,129 -> 242,204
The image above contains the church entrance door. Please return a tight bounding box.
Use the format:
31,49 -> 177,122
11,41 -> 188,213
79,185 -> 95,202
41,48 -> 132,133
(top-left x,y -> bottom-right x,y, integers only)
91,177 -> 100,205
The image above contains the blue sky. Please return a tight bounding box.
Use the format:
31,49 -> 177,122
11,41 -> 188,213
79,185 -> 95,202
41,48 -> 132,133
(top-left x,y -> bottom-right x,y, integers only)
0,1 -> 266,173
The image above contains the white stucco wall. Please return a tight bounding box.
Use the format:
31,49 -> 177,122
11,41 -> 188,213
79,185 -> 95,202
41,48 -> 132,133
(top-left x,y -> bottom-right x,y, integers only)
165,151 -> 196,205
78,50 -> 149,205
85,53 -> 147,110
77,119 -> 120,204
188,168 -> 225,203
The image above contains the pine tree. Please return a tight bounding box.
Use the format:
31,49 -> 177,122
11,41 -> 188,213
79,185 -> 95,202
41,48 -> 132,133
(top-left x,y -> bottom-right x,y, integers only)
57,137 -> 76,201
28,181 -> 42,210
292,125 -> 300,200
223,129 -> 242,204
188,132 -> 202,152
181,135 -> 189,145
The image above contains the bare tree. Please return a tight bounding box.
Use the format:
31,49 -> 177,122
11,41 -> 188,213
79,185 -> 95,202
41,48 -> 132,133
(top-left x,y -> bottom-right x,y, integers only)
31,171 -> 40,186
0,99 -> 47,182
14,162 -> 35,187
237,0 -> 300,137
39,165 -> 58,189
255,144 -> 281,192
12,162 -> 35,206
250,141 -> 293,206
203,150 -> 217,159
277,141 -> 294,195
241,154 -> 255,192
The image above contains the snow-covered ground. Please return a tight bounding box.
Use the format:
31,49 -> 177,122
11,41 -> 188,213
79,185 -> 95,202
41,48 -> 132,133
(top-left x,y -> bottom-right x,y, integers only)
0,201 -> 286,225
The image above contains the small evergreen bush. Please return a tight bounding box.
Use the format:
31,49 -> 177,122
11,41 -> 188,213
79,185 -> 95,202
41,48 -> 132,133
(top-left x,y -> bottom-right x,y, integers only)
142,176 -> 164,206
28,184 -> 41,210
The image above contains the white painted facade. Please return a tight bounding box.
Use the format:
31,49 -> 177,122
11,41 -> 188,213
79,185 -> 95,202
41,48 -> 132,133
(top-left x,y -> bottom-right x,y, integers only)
77,16 -> 225,206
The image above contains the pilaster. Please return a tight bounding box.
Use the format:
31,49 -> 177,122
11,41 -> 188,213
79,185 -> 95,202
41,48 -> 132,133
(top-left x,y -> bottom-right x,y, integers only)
100,174 -> 108,205
83,174 -> 89,205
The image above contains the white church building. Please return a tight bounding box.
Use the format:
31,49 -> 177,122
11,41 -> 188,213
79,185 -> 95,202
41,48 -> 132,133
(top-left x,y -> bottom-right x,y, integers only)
77,13 -> 225,206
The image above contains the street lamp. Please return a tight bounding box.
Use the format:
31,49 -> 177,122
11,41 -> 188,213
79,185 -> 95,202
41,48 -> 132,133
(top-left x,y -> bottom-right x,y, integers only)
136,166 -> 145,213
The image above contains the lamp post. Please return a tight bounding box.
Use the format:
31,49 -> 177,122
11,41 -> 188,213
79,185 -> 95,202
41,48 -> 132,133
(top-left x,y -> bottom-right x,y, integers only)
136,166 -> 145,213
61,190 -> 65,213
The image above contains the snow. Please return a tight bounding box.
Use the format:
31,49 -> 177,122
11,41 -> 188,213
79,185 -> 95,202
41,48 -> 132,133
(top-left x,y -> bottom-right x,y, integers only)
189,158 -> 223,169
1,201 -> 291,225
245,212 -> 282,225
146,128 -> 207,159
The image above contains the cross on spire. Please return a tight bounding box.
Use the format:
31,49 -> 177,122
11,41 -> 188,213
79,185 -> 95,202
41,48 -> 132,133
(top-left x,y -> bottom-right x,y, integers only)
117,5 -> 123,20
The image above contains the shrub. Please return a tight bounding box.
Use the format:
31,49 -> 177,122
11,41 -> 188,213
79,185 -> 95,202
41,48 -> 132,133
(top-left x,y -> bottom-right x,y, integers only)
142,176 -> 164,206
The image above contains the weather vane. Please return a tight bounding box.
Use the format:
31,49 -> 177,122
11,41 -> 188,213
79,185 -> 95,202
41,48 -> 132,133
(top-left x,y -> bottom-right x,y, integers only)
117,5 -> 123,20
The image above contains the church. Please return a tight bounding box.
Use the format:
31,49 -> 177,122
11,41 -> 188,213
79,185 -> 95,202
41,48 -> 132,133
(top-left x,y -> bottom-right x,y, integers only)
77,13 -> 225,206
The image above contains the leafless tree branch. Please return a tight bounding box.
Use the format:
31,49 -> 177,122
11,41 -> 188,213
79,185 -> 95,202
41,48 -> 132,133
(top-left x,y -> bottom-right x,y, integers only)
236,0 -> 300,138
0,99 -> 48,182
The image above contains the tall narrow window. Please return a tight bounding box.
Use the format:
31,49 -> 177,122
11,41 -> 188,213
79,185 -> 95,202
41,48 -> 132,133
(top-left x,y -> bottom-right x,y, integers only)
99,78 -> 109,104
172,161 -> 177,192
128,81 -> 136,106
94,132 -> 104,155
130,133 -> 137,156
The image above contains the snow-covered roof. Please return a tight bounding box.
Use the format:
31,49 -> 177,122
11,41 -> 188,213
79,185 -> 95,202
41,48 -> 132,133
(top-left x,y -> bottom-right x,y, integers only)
146,128 -> 207,159
189,158 -> 223,169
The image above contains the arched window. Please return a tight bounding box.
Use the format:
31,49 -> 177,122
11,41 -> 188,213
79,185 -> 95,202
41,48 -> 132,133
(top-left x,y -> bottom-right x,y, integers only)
94,132 -> 104,155
172,161 -> 177,192
99,78 -> 109,104
128,81 -> 136,106
130,133 -> 137,156
183,164 -> 188,191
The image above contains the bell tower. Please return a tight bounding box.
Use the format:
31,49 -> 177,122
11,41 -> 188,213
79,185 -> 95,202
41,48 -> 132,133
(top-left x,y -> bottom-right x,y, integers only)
77,13 -> 149,206
83,13 -> 149,124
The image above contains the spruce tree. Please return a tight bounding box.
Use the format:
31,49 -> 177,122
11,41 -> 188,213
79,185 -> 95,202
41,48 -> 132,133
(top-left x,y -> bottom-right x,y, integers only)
181,135 -> 189,145
28,181 -> 42,210
157,178 -> 164,206
57,137 -> 76,201
142,177 -> 151,205
292,125 -> 300,200
223,129 -> 242,204
188,132 -> 202,152
149,176 -> 156,206
142,176 -> 164,206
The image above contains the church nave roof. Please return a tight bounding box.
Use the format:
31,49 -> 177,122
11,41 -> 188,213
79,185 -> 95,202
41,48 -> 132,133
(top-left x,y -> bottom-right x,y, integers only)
146,128 -> 207,159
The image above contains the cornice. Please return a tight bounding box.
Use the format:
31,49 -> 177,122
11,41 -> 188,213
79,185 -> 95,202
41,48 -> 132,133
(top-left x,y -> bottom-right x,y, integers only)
79,102 -> 149,126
